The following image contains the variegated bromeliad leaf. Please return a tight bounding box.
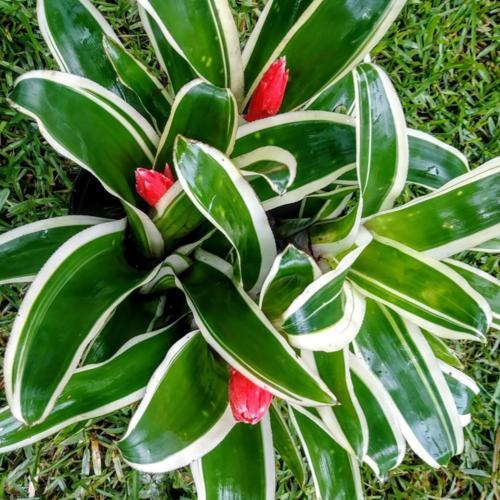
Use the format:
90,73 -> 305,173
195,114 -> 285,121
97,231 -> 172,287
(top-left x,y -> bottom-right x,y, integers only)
1,0 -> 498,498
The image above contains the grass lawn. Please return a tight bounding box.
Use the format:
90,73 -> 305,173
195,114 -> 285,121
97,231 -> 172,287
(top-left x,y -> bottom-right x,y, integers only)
0,0 -> 498,497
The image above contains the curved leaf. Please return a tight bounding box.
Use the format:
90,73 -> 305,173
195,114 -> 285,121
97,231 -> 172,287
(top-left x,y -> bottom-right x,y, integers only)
282,247 -> 366,351
10,70 -> 163,258
0,216 -> 106,285
289,405 -> 363,500
234,112 -> 357,209
302,349 -> 368,458
471,237 -> 500,254
103,36 -> 171,131
192,416 -> 275,500
349,354 -> 406,480
354,63 -> 408,216
259,244 -> 321,322
353,300 -> 463,467
136,0 -> 243,100
0,327 -> 183,454
175,137 -> 276,293
177,252 -> 336,407
5,220 -> 157,425
242,0 -> 405,111
365,158 -> 500,258
349,238 -> 491,340
300,186 -> 356,222
119,331 -> 234,473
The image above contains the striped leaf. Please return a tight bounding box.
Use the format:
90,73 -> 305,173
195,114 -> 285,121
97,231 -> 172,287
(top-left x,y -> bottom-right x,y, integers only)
0,327 -> 183,454
471,237 -> 500,254
119,331 -> 234,473
282,247 -> 366,351
153,80 -> 238,248
354,63 -> 408,216
349,238 -> 491,340
421,330 -> 463,370
300,186 -> 356,222
243,0 -> 405,111
234,112 -> 357,210
177,252 -> 335,407
192,417 -> 275,500
349,354 -> 406,479
5,220 -> 157,425
136,0 -> 243,100
138,6 -> 197,94
302,349 -> 368,458
440,362 -> 479,427
83,294 -> 176,364
365,158 -> 500,258
406,129 -> 469,189
0,216 -> 105,286
259,244 -> 321,322
175,137 -> 276,293
353,300 -> 463,467
443,259 -> 500,329
103,36 -> 172,131
10,71 -> 163,258
269,404 -> 306,485
310,202 -> 363,258
305,72 -> 355,114
289,406 -> 363,500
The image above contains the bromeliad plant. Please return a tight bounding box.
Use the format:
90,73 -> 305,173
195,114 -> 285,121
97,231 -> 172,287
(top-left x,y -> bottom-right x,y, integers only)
1,0 -> 499,497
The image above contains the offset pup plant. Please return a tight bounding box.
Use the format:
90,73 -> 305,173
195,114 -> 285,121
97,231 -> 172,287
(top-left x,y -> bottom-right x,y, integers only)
1,0 -> 499,497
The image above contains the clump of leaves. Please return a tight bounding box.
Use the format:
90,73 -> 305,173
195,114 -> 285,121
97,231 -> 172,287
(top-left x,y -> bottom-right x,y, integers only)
0,0 -> 499,498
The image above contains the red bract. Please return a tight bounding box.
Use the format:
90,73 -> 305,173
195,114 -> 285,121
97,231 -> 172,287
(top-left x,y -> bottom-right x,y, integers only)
228,368 -> 273,424
246,57 -> 289,122
135,164 -> 174,207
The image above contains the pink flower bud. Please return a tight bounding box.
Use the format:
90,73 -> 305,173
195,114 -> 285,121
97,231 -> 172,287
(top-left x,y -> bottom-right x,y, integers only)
246,57 -> 289,122
228,368 -> 273,424
135,164 -> 174,206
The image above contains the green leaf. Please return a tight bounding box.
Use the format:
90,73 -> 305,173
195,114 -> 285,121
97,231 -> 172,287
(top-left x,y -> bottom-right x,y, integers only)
153,80 -> 239,249
310,202 -> 362,258
4,220 -> 157,425
234,112 -> 357,209
0,327 -> 183,454
103,36 -> 172,131
443,259 -> 500,329
192,417 -> 275,500
471,237 -> 500,254
136,0 -> 243,100
349,354 -> 405,480
440,363 -> 479,427
282,247 -> 366,351
175,137 -> 276,293
406,129 -> 469,189
289,406 -> 363,500
353,300 -> 463,467
269,404 -> 305,486
421,330 -> 463,370
243,0 -> 405,111
178,252 -> 335,407
138,6 -> 197,94
354,63 -> 408,216
305,72 -> 355,114
349,238 -> 491,340
119,331 -> 234,473
83,294 -> 172,364
259,244 -> 321,322
365,158 -> 500,258
300,186 -> 356,222
234,146 -> 297,196
302,349 -> 367,458
0,216 -> 105,285
10,71 -> 164,258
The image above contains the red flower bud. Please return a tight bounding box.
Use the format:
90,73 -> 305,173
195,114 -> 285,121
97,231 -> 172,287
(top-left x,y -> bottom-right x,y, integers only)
135,164 -> 174,206
246,57 -> 289,122
228,368 -> 273,424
